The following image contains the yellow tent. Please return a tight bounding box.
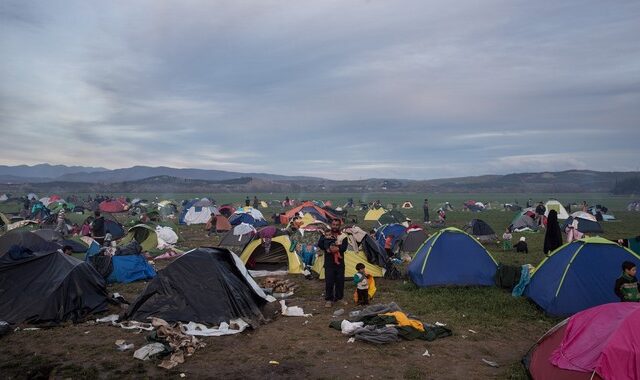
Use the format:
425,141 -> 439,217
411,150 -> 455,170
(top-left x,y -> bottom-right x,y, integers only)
240,235 -> 303,274
312,250 -> 385,279
364,208 -> 387,221
260,201 -> 269,208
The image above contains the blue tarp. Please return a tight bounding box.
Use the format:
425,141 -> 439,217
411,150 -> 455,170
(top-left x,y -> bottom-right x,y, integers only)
408,228 -> 497,287
106,255 -> 156,284
524,238 -> 640,316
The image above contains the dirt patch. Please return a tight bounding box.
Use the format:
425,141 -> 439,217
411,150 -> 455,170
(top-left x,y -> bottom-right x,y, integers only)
0,274 -> 546,379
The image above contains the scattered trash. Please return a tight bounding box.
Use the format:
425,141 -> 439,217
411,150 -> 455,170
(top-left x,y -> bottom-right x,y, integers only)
115,339 -> 134,351
179,373 -> 186,378
461,335 -> 468,339
280,300 -> 312,317
181,319 -> 248,337
482,359 -> 499,368
96,314 -> 120,323
422,349 -> 431,357
349,310 -> 361,318
462,314 -> 467,318
21,327 -> 41,331
435,322 -> 447,327
303,320 -> 309,325
333,308 -> 345,317
468,329 -> 478,334
269,360 -> 279,365
133,343 -> 166,361
84,331 -> 90,334
347,337 -> 356,343
341,320 -> 365,335
111,292 -> 129,304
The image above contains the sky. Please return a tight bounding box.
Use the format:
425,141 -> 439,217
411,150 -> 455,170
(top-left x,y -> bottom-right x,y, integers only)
1,1 -> 639,180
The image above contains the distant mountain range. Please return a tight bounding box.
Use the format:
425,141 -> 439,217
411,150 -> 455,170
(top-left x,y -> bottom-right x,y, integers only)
0,164 -> 637,193
0,164 -> 321,183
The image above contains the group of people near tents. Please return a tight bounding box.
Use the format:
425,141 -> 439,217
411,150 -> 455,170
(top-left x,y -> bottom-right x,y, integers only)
2,192 -> 640,378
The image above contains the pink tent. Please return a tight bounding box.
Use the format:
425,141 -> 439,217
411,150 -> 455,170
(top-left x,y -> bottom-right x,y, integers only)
551,302 -> 640,379
526,302 -> 640,379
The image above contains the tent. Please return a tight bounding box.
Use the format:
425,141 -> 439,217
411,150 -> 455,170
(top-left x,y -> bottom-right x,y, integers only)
280,201 -> 337,224
217,223 -> 256,254
106,255 -> 156,284
524,302 -> 640,379
0,250 -> 108,324
311,250 -> 385,279
561,214 -> 603,234
364,208 -> 387,221
464,200 -> 485,212
0,230 -> 59,256
229,212 -> 268,227
463,219 -> 498,244
104,219 -> 126,240
240,235 -> 303,274
377,210 -> 408,225
99,198 -> 129,213
509,209 -> 541,232
179,199 -> 219,225
31,229 -> 88,253
401,201 -> 414,209
218,205 -> 236,217
544,200 -> 570,219
157,200 -> 179,218
398,227 -> 429,254
524,237 -> 640,316
120,224 -> 179,251
375,224 -> 407,253
408,227 -> 498,287
123,248 -> 271,325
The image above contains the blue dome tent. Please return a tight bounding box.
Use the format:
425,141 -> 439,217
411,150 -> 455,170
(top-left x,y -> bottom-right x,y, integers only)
408,227 -> 497,287
524,237 -> 640,316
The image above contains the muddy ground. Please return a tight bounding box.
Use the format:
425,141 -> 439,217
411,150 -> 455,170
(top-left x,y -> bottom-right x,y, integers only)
0,272 -> 547,380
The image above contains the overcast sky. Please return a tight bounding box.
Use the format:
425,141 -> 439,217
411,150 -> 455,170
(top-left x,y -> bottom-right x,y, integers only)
1,1 -> 639,180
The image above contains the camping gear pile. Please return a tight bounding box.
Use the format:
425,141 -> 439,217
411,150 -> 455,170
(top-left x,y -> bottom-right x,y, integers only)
329,302 -> 452,344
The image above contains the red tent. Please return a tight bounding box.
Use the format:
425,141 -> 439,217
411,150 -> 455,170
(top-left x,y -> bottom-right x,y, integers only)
99,198 -> 128,213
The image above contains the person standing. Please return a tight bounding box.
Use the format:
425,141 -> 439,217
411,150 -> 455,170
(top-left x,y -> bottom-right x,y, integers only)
318,219 -> 348,308
91,211 -> 106,246
543,210 -> 563,255
423,198 -> 430,223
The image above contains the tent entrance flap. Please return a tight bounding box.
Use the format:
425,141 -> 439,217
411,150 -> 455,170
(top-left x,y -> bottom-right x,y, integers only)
246,242 -> 288,271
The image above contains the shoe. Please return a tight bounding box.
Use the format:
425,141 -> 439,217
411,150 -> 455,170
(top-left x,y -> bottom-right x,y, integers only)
324,301 -> 333,308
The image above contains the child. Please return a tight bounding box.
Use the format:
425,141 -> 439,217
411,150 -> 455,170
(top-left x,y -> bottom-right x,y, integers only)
614,261 -> 640,302
384,234 -> 394,258
353,263 -> 369,305
502,228 -> 513,250
299,244 -> 317,268
514,236 -> 528,254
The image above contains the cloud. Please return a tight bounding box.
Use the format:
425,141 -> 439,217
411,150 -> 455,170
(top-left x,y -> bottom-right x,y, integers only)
1,0 -> 639,179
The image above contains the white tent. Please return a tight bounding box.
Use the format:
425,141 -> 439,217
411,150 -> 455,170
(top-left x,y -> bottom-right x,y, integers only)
544,199 -> 570,219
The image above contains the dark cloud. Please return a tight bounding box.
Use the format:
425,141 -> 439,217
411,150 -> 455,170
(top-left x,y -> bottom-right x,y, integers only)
1,1 -> 639,179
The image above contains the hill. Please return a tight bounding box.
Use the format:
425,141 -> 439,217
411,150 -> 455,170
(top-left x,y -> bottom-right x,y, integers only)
0,169 -> 637,194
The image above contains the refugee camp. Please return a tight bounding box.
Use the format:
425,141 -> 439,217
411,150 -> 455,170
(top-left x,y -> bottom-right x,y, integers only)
1,1 -> 639,379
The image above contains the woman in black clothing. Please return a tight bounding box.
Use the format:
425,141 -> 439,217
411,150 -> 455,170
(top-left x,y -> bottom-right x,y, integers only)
544,209 -> 563,255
